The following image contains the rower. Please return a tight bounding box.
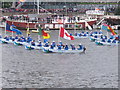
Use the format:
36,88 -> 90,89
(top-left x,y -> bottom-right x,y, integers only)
83,34 -> 87,36
44,42 -> 49,47
79,33 -> 82,36
94,31 -> 97,34
31,40 -> 35,46
57,44 -> 62,50
112,40 -> 116,43
78,43 -> 83,50
107,39 -> 111,43
94,35 -> 97,38
86,32 -> 89,34
17,38 -> 22,42
64,44 -> 69,50
110,35 -> 114,39
101,39 -> 105,42
70,44 -> 75,50
15,35 -> 18,39
104,36 -> 107,39
4,36 -> 9,41
9,35 -> 13,40
50,43 -> 54,49
51,41 -> 56,47
100,35 -> 103,39
99,31 -> 103,34
37,41 -> 42,47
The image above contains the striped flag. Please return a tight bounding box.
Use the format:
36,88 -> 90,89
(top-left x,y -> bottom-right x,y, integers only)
60,27 -> 74,40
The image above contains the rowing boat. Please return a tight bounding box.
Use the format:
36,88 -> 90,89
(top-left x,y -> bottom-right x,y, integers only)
25,44 -> 43,50
0,38 -> 14,44
95,40 -> 119,46
43,47 -> 85,53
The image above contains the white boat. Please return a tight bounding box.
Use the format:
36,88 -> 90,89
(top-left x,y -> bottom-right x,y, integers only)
43,47 -> 85,53
25,44 -> 43,50
0,38 -> 14,44
95,40 -> 119,46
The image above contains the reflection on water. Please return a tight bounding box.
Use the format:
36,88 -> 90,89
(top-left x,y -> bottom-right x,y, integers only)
1,28 -> 118,88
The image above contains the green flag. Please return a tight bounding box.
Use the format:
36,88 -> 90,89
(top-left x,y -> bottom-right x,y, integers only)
38,27 -> 42,35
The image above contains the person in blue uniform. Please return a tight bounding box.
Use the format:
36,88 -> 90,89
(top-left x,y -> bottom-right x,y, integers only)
100,35 -> 103,39
99,31 -> 103,34
110,35 -> 114,39
86,32 -> 89,34
37,41 -> 42,47
57,44 -> 62,50
44,42 -> 49,47
51,41 -> 56,47
50,43 -> 54,49
17,38 -> 22,42
70,44 -> 75,50
15,35 -> 18,39
9,35 -> 13,40
83,34 -> 87,36
94,35 -> 97,38
64,44 -> 69,50
112,39 -> 116,43
4,36 -> 9,41
107,39 -> 111,43
78,44 -> 83,50
79,33 -> 82,36
101,39 -> 105,42
31,40 -> 35,46
94,31 -> 97,34
104,35 -> 107,39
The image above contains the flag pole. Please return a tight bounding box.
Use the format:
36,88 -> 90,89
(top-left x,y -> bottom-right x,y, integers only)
5,21 -> 6,36
12,22 -> 13,37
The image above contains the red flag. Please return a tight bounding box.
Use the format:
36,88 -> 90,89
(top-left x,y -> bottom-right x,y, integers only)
60,27 -> 74,40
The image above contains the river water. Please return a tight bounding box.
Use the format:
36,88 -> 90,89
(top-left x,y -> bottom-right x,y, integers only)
0,28 -> 118,88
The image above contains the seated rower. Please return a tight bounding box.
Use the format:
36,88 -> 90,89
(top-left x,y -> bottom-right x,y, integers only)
51,41 -> 56,47
94,35 -> 97,38
37,41 -> 42,47
4,36 -> 9,41
94,31 -> 97,34
77,43 -> 83,50
110,35 -> 114,39
15,35 -> 18,39
50,43 -> 54,49
107,39 -> 111,43
44,42 -> 49,47
83,34 -> 87,36
57,44 -> 62,50
31,40 -> 35,46
99,31 -> 103,34
70,44 -> 75,50
104,36 -> 107,39
59,41 -> 64,46
86,32 -> 89,34
112,40 -> 116,43
101,39 -> 105,42
17,38 -> 22,42
9,35 -> 13,40
100,35 -> 103,39
79,33 -> 82,36
64,44 -> 69,50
